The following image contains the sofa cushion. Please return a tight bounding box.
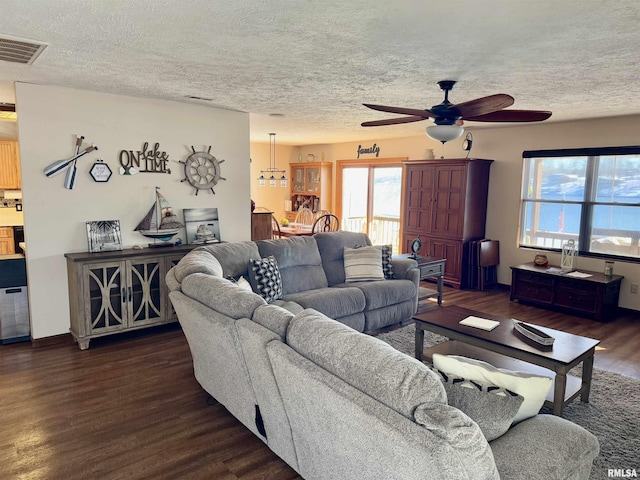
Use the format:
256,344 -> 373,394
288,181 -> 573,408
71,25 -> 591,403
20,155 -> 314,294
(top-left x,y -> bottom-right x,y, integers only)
334,278 -> 416,311
249,256 -> 283,303
433,354 -> 553,424
256,236 -> 328,294
196,241 -> 261,278
181,273 -> 266,318
314,231 -> 372,286
252,304 -> 296,340
343,246 -> 385,282
282,287 -> 365,320
286,309 -> 447,419
174,249 -> 223,283
430,367 -> 524,441
413,402 -> 498,477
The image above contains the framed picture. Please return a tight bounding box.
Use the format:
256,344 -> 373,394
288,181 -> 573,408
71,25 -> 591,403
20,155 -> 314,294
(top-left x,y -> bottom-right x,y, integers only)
86,220 -> 123,252
184,208 -> 221,245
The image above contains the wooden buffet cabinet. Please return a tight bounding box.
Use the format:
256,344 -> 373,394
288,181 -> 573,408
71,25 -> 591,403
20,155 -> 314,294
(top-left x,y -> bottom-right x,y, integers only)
285,162 -> 332,221
251,211 -> 273,240
510,263 -> 624,321
401,158 -> 493,288
65,244 -> 196,349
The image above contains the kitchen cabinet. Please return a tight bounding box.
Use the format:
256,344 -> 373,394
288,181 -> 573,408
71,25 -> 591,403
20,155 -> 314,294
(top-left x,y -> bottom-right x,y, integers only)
510,263 -> 623,321
289,162 -> 332,213
401,158 -> 493,288
0,141 -> 20,189
0,227 -> 15,254
65,244 -> 196,349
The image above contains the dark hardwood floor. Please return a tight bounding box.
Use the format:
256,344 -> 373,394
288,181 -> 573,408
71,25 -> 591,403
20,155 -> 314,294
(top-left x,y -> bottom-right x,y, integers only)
1,286 -> 638,479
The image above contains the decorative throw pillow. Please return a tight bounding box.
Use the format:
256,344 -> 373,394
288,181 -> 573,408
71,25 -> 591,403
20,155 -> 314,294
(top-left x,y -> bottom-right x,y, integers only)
227,275 -> 252,292
249,256 -> 283,303
430,367 -> 524,441
433,354 -> 553,424
380,245 -> 394,279
343,246 -> 384,282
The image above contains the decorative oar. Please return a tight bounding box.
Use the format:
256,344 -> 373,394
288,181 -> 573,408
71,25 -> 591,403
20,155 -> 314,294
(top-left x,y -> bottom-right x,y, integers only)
63,135 -> 84,189
43,135 -> 99,189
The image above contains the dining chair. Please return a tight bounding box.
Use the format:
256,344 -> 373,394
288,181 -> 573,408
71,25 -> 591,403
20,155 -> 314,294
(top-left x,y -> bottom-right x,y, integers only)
314,209 -> 330,221
312,214 -> 340,233
294,207 -> 315,225
271,214 -> 283,239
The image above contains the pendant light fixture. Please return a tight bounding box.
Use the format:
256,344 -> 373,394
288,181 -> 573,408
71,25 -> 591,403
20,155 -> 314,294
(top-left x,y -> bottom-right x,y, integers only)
258,133 -> 287,187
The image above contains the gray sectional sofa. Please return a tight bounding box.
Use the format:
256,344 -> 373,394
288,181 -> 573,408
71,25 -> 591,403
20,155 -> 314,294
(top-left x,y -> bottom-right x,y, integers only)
166,231 -> 599,480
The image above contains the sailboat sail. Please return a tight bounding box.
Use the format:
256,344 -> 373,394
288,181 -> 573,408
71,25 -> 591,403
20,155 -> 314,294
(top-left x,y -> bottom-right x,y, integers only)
135,187 -> 184,242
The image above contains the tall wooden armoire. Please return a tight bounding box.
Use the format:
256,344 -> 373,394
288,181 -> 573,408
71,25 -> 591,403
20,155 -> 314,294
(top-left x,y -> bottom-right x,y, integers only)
401,158 -> 493,288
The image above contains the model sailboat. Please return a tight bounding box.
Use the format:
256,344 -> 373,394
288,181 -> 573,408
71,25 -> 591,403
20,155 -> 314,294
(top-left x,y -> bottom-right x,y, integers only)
135,187 -> 184,245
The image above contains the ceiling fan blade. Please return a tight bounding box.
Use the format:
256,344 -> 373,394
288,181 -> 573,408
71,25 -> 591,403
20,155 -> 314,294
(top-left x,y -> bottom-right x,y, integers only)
361,116 -> 426,127
463,109 -> 552,123
0,103 -> 16,112
363,103 -> 435,118
452,94 -> 514,118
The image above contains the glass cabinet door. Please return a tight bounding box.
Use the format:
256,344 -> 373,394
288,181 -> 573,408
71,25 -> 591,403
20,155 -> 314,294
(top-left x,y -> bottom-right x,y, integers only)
127,259 -> 163,327
306,167 -> 320,192
292,166 -> 305,192
84,261 -> 125,333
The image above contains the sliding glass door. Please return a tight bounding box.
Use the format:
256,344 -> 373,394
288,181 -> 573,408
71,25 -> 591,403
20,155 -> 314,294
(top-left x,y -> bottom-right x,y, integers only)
338,159 -> 403,253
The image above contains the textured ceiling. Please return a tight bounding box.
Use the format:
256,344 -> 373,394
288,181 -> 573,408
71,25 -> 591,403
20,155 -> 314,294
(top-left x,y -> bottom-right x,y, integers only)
1,1 -> 640,145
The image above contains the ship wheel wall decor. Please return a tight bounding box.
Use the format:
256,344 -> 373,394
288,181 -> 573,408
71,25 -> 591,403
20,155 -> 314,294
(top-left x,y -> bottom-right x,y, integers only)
180,146 -> 226,195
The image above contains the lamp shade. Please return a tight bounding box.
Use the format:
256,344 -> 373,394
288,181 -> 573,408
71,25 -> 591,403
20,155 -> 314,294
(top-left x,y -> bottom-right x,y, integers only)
426,125 -> 464,143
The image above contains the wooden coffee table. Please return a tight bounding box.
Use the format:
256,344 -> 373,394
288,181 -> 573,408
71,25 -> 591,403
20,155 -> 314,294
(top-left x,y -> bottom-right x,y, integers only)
414,305 -> 600,416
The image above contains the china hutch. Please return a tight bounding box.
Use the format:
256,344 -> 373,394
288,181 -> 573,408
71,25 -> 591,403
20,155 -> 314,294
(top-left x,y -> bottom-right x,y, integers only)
284,162 -> 332,221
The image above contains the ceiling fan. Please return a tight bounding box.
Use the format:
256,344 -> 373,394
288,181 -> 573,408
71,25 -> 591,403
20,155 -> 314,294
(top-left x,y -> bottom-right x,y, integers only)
361,80 -> 551,143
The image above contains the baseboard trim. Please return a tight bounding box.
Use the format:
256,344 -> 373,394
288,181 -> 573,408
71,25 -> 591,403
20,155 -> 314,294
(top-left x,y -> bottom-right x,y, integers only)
31,333 -> 74,348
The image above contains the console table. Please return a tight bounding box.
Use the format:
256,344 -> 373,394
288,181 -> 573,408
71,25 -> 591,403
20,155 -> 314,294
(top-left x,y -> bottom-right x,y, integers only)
65,244 -> 197,349
510,263 -> 623,321
394,254 -> 446,305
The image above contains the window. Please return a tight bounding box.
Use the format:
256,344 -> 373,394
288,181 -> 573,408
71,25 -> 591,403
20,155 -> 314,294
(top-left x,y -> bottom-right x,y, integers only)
519,146 -> 640,261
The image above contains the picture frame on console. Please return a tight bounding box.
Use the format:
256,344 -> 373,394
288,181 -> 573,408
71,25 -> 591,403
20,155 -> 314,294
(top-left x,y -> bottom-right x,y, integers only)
85,220 -> 123,253
184,208 -> 221,245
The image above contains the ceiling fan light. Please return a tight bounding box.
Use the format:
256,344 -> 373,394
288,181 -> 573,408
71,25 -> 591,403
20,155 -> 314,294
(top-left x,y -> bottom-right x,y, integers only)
426,125 -> 464,143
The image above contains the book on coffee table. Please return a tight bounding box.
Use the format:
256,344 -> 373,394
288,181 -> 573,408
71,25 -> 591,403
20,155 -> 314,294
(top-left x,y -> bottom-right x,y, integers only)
459,316 -> 500,331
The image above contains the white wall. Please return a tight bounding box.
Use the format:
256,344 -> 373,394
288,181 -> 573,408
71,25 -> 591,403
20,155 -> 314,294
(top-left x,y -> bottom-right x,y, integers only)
16,83 -> 250,339
298,115 -> 640,311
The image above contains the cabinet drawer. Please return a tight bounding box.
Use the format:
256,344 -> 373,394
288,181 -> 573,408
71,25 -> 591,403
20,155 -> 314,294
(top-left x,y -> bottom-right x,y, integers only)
516,271 -> 554,286
514,281 -> 554,304
557,278 -> 599,293
555,288 -> 598,313
419,263 -> 444,278
285,211 -> 297,222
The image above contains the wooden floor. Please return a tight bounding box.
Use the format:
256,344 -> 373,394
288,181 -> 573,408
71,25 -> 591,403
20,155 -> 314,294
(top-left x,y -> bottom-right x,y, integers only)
1,286 -> 638,479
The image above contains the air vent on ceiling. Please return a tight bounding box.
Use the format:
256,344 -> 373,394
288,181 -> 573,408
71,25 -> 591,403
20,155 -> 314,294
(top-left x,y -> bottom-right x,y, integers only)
0,35 -> 48,65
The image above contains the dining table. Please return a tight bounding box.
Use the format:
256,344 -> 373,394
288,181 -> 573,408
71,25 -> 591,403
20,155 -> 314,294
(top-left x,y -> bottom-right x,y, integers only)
279,223 -> 314,237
